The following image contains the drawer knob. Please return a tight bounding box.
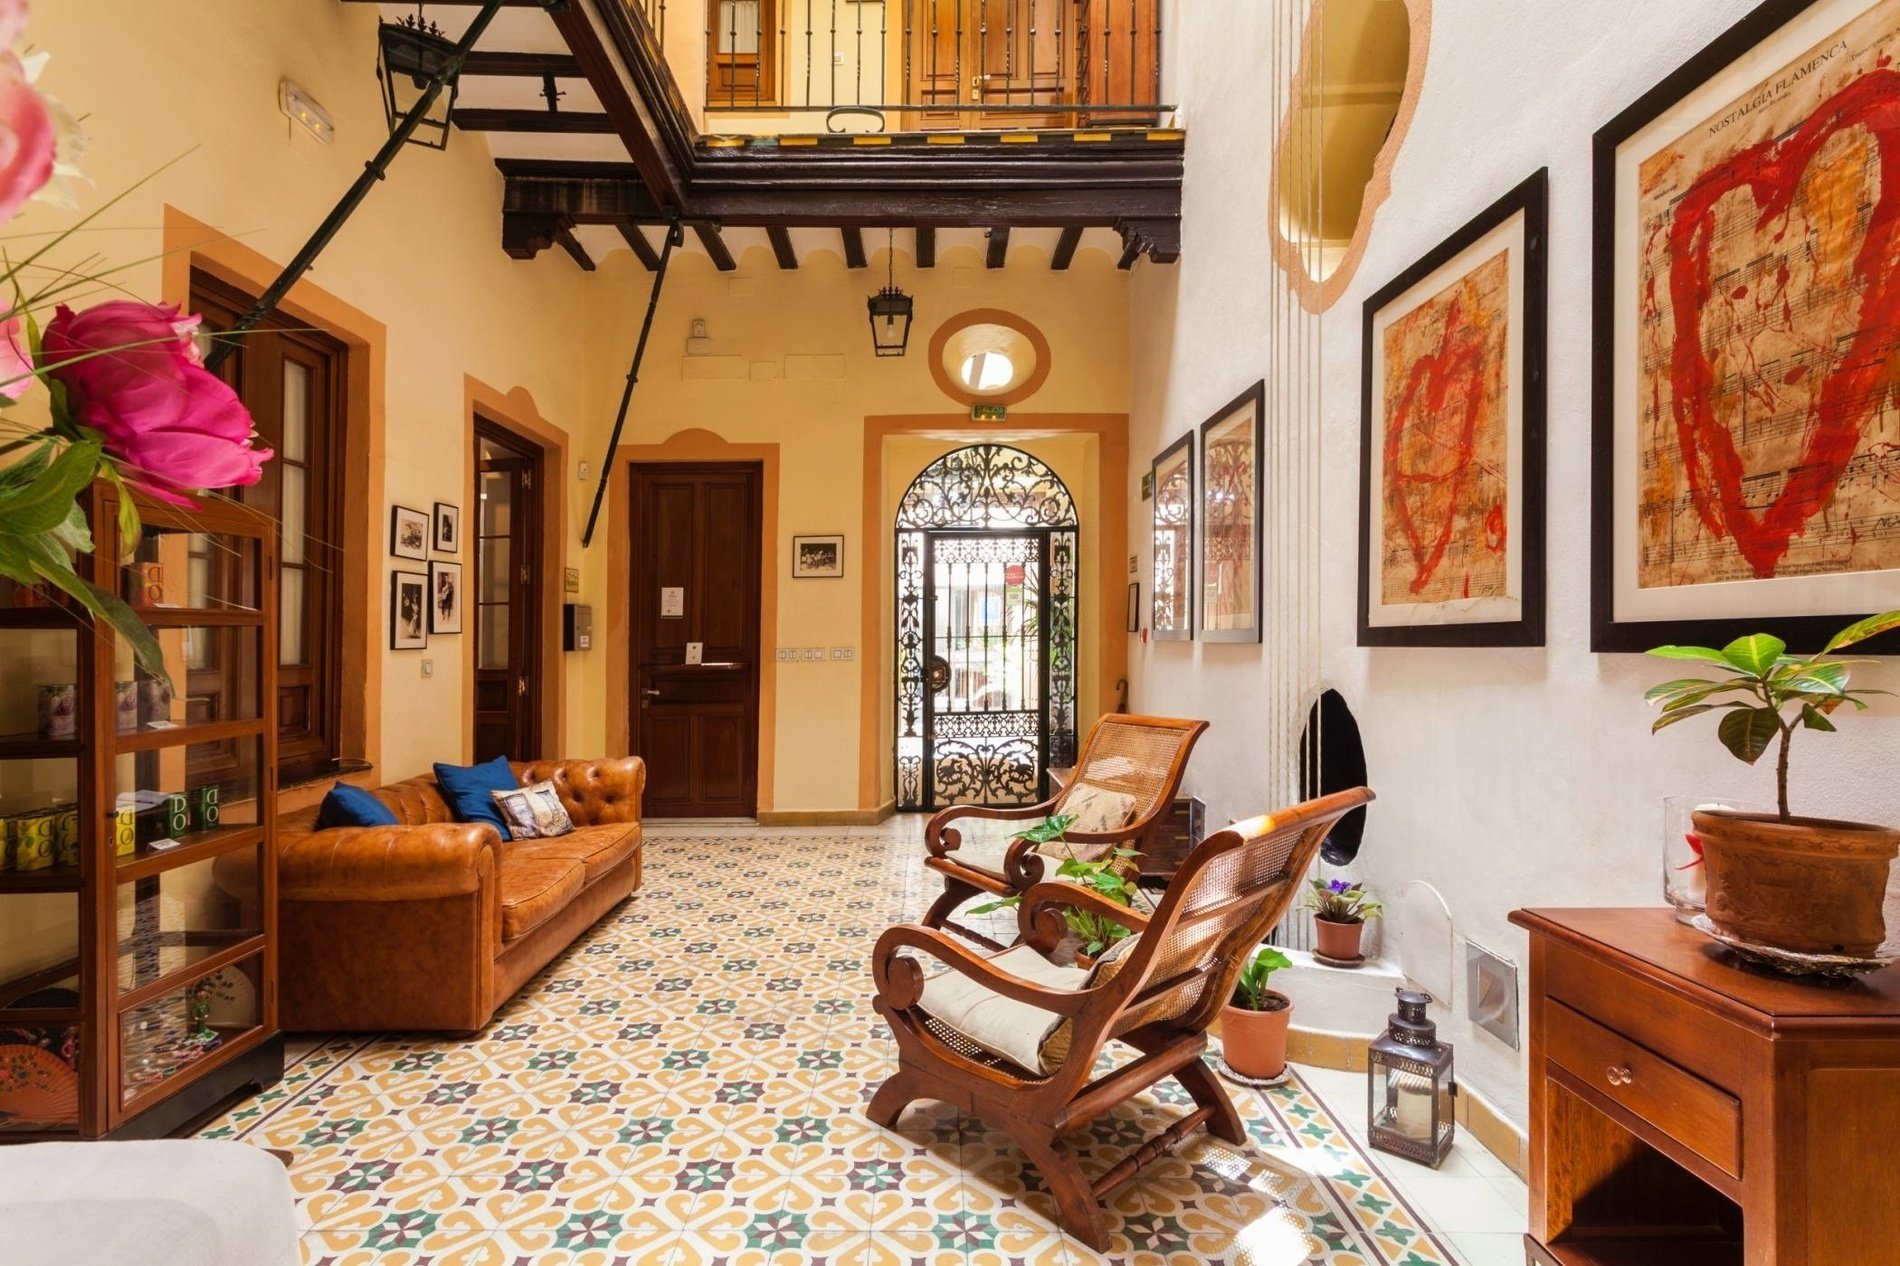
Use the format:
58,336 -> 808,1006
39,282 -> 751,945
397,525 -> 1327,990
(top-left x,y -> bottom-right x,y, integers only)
1606,1065 -> 1634,1086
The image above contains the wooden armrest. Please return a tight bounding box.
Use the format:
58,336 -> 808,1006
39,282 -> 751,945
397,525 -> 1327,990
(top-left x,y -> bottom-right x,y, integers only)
925,796 -> 1063,858
872,924 -> 1091,1016
1016,880 -> 1152,952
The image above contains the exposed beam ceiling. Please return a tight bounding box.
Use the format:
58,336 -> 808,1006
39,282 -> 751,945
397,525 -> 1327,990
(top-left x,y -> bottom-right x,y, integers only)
461,51 -> 582,77
985,227 -> 1010,270
840,226 -> 867,269
915,226 -> 935,269
1117,237 -> 1142,270
694,223 -> 736,271
555,225 -> 596,271
1051,225 -> 1083,271
616,219 -> 659,269
767,226 -> 798,270
456,108 -> 615,133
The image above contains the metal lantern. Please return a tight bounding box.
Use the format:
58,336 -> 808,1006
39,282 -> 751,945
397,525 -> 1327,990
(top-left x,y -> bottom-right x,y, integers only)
378,6 -> 460,149
867,229 -> 913,357
1367,988 -> 1455,1167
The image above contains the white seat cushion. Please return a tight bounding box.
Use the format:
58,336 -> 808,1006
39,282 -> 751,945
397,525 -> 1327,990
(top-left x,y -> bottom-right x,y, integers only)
917,943 -> 1089,1074
945,819 -> 1023,877
0,1140 -> 298,1266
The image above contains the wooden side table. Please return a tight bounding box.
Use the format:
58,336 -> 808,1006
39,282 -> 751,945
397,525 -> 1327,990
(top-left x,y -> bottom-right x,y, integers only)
1511,908 -> 1900,1265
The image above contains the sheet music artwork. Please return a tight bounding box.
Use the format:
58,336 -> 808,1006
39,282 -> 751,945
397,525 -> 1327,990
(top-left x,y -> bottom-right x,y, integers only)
1637,0 -> 1900,588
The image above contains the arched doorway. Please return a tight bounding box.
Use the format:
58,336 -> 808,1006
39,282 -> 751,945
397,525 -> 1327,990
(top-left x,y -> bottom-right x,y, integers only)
894,444 -> 1079,810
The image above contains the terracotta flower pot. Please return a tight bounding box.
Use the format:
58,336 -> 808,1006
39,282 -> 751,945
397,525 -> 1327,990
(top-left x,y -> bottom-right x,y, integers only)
1313,916 -> 1365,962
1221,992 -> 1292,1080
1693,809 -> 1900,957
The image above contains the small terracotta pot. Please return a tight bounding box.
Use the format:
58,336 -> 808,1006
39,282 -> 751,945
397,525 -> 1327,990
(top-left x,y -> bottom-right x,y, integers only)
1313,916 -> 1365,962
1694,809 -> 1900,957
1221,992 -> 1292,1080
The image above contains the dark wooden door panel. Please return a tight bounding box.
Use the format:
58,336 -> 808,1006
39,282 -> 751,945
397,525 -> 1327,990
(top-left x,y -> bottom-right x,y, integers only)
630,463 -> 762,817
473,431 -> 543,763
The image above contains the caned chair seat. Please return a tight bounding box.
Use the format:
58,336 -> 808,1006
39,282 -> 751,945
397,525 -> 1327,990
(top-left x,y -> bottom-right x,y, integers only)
872,787 -> 1374,1251
923,714 -> 1208,949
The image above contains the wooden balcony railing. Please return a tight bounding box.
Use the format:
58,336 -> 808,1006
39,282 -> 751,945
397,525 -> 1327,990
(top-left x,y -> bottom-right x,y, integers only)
630,0 -> 1166,132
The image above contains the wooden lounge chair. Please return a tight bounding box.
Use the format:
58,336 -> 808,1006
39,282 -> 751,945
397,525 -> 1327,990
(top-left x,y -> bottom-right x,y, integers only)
922,713 -> 1208,948
870,786 -> 1373,1250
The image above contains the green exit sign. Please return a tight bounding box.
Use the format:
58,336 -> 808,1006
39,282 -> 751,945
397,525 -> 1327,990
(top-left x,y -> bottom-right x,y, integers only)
970,403 -> 1007,422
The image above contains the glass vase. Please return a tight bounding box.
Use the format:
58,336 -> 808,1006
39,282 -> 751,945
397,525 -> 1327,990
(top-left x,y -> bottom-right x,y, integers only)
1663,795 -> 1768,923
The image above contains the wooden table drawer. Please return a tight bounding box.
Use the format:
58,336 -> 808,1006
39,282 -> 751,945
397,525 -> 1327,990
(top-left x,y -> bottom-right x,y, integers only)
1545,999 -> 1741,1178
1544,939 -> 1746,1091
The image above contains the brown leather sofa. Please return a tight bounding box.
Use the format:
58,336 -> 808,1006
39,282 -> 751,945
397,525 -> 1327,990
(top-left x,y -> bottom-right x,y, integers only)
274,758 -> 644,1033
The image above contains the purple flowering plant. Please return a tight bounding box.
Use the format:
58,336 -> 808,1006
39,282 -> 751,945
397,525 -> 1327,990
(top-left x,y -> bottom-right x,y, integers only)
1300,876 -> 1383,925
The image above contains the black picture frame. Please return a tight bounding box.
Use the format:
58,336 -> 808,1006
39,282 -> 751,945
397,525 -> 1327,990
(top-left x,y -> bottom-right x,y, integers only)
1358,169 -> 1548,648
792,534 -> 845,578
1590,0 -> 1900,654
1198,381 -> 1265,644
428,560 -> 463,635
432,501 -> 460,555
1126,582 -> 1141,633
390,570 -> 427,649
1150,431 -> 1195,641
390,505 -> 428,561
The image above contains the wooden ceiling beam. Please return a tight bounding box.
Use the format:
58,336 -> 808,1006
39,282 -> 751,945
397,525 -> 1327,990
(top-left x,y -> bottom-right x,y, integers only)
1116,237 -> 1142,270
456,108 -> 615,134
986,226 -> 1010,270
767,226 -> 799,270
915,226 -> 935,268
555,225 -> 597,272
1051,225 -> 1084,271
694,223 -> 737,271
616,219 -> 660,269
841,226 -> 868,269
461,52 -> 583,77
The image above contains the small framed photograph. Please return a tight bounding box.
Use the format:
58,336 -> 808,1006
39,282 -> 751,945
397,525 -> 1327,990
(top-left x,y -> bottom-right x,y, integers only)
433,502 -> 460,554
390,571 -> 428,649
1126,582 -> 1141,633
391,505 -> 428,560
793,534 -> 845,578
429,560 -> 463,634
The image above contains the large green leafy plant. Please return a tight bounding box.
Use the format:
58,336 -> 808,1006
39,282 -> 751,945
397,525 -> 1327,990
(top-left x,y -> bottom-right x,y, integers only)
970,813 -> 1142,956
1646,611 -> 1900,821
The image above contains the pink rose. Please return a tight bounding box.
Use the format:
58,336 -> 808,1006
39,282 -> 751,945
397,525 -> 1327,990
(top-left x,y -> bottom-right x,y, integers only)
0,50 -> 52,222
0,0 -> 25,53
42,301 -> 271,503
0,314 -> 29,398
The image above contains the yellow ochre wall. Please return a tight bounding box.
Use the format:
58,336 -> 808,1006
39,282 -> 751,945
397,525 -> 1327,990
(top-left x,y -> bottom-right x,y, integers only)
24,1 -> 1134,818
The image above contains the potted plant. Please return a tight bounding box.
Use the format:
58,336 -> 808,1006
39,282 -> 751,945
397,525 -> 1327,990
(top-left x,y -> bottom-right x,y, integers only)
1221,944 -> 1295,1080
1646,612 -> 1900,957
1301,877 -> 1382,963
969,814 -> 1142,959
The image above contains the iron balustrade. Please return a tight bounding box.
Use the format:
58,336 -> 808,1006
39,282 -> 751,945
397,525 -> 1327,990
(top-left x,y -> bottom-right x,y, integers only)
677,0 -> 1166,129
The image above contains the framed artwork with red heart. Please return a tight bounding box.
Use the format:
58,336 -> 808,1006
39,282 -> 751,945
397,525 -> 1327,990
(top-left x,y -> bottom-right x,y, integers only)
1359,170 -> 1548,647
1594,0 -> 1900,654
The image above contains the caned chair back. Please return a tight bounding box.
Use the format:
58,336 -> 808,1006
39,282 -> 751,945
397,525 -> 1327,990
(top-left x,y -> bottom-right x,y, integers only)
1092,787 -> 1372,1045
1052,715 -> 1207,829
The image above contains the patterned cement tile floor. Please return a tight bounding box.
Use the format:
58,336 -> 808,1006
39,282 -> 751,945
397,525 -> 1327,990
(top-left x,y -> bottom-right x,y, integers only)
200,819 -> 1526,1265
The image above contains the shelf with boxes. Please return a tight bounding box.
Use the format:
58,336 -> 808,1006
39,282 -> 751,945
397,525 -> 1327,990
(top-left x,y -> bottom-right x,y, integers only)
0,484 -> 281,1140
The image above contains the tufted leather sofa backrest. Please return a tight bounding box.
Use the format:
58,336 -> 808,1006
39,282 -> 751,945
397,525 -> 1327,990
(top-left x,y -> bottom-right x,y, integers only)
518,758 -> 644,826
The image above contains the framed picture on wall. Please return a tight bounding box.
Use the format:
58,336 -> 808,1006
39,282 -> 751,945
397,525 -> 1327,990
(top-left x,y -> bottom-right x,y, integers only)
1199,382 -> 1265,642
1126,582 -> 1141,633
793,534 -> 845,578
429,560 -> 463,634
1592,0 -> 1900,653
433,502 -> 460,554
1150,432 -> 1195,640
1359,169 -> 1548,647
391,571 -> 427,649
391,505 -> 428,560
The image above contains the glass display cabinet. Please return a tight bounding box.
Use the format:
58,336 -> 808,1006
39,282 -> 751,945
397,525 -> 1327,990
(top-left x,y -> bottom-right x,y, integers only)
0,485 -> 281,1139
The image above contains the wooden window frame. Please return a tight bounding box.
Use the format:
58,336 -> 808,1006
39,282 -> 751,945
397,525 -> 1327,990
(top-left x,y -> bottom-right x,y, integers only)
190,270 -> 347,787
707,0 -> 777,108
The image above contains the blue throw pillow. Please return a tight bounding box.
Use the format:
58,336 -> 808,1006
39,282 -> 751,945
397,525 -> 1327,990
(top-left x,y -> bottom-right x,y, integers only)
315,782 -> 398,830
433,755 -> 520,840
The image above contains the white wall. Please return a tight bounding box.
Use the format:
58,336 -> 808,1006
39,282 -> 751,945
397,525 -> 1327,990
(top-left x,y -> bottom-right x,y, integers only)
1128,0 -> 1900,1125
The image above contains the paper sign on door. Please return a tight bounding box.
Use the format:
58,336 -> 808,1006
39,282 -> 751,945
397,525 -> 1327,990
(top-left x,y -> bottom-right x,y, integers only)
660,587 -> 684,618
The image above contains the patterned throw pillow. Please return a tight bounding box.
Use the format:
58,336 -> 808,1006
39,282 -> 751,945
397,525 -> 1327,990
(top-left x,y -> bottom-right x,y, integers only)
491,780 -> 574,840
1059,782 -> 1138,835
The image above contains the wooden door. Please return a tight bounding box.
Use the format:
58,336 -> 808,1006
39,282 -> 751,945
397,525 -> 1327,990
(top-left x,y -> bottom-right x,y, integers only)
629,463 -> 762,817
911,0 -> 1068,129
472,425 -> 543,762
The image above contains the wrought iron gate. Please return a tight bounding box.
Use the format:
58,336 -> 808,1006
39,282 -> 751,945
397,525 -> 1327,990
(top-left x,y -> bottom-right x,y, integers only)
895,445 -> 1077,810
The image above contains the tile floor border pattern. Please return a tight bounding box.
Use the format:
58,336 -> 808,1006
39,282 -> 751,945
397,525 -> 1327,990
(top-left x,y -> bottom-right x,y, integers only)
199,828 -> 1469,1265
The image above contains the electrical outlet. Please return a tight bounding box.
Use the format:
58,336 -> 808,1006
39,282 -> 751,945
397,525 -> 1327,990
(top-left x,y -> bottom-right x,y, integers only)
801,647 -> 825,661
830,646 -> 854,661
421,659 -> 434,678
775,647 -> 796,662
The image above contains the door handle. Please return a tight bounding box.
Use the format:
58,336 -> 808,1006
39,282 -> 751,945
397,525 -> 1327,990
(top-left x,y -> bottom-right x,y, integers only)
516,677 -> 529,697
642,688 -> 662,698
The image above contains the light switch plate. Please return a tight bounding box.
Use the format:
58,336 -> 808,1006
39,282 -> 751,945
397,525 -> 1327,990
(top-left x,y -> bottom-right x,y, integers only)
801,647 -> 824,661
420,659 -> 434,678
830,647 -> 854,660
775,648 -> 796,662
